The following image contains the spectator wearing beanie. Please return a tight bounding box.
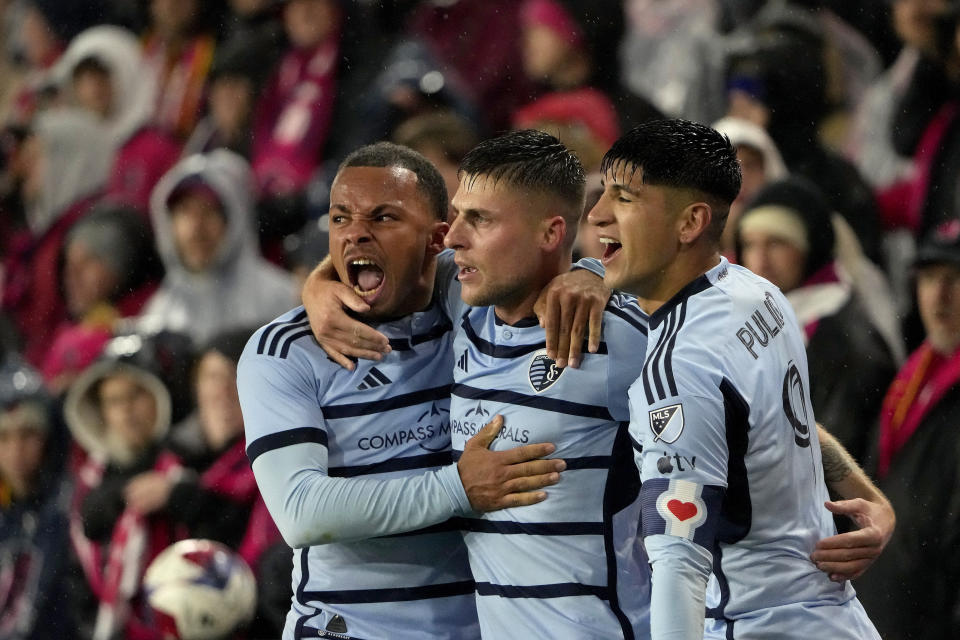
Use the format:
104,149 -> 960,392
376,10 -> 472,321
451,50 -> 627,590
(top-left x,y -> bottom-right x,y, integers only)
138,150 -> 298,346
857,220 -> 960,639
736,177 -> 899,462
0,359 -> 76,639
512,87 -> 620,172
41,204 -> 164,392
516,0 -> 662,134
53,25 -> 182,214
1,108 -> 113,367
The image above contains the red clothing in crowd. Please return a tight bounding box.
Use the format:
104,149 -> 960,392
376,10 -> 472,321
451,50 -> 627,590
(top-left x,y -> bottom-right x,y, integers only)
876,341 -> 960,477
252,33 -> 341,198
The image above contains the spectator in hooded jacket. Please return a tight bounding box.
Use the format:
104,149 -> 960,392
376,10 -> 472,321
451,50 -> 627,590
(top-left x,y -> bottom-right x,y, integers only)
712,115 -> 788,258
64,357 -> 181,640
52,25 -> 182,214
1,108 -> 113,366
736,177 -> 900,463
138,150 -> 298,346
0,360 -> 76,640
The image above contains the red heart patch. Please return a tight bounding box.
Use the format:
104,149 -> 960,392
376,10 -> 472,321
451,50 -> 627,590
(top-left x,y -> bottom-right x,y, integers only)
667,499 -> 698,522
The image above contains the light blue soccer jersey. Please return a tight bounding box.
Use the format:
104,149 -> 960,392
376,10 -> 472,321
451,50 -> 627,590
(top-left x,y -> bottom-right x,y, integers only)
446,287 -> 652,640
632,258 -> 879,639
238,304 -> 479,640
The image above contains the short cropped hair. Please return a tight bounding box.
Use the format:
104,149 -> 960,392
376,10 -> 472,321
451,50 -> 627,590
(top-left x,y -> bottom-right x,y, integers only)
601,119 -> 742,241
339,142 -> 449,221
459,129 -> 586,246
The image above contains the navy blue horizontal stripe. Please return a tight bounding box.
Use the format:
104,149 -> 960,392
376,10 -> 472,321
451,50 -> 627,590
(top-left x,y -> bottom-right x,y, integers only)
606,305 -> 648,335
451,384 -> 613,420
450,451 -> 608,470
303,580 -> 476,604
279,328 -> 315,359
380,519 -> 464,538
564,455 -> 612,470
387,320 -> 453,351
322,385 -> 451,419
257,310 -> 308,354
462,314 -> 544,358
475,582 -> 609,600
328,451 -> 452,477
247,427 -> 327,465
458,518 -> 603,536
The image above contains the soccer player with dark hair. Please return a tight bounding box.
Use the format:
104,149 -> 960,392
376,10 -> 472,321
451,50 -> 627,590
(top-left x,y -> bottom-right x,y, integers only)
238,142 -> 567,639
588,119 -> 882,639
442,129 -> 651,637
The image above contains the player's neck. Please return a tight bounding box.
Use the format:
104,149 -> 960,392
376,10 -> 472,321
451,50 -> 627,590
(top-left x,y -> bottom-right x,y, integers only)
494,254 -> 571,326
636,250 -> 721,315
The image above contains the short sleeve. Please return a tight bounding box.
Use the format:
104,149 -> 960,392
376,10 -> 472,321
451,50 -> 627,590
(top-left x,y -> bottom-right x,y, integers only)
237,336 -> 328,469
630,358 -> 730,551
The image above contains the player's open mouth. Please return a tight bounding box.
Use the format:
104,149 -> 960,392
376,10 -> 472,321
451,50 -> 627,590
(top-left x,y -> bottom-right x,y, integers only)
456,261 -> 479,282
599,237 -> 622,264
347,258 -> 386,302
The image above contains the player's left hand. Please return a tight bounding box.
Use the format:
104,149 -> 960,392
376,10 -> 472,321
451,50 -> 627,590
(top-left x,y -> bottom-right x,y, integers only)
810,497 -> 895,582
534,268 -> 610,369
124,471 -> 175,515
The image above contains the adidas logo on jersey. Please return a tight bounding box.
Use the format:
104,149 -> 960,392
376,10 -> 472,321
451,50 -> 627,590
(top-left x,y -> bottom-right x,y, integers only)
356,367 -> 392,390
457,349 -> 469,372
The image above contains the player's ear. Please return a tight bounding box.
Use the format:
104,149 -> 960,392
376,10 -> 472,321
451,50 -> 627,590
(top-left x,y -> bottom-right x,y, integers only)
678,202 -> 712,245
426,220 -> 449,257
540,215 -> 567,252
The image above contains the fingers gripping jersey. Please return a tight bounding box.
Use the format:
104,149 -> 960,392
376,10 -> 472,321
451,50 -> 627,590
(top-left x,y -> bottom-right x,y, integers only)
239,305 -> 478,640
449,291 -> 652,640
631,258 -> 879,639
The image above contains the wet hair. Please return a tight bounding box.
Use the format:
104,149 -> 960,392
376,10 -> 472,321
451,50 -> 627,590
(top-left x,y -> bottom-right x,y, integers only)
601,119 -> 742,242
339,142 -> 448,221
458,129 -> 586,247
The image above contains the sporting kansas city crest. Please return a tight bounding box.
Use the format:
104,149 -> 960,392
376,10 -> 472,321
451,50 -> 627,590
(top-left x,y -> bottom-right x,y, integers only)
528,349 -> 564,393
649,404 -> 684,443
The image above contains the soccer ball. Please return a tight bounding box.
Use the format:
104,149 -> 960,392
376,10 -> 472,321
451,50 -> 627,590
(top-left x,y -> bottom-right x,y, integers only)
144,539 -> 257,640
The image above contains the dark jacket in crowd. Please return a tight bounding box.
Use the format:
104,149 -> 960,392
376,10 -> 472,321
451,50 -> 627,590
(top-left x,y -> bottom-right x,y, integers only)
856,343 -> 960,639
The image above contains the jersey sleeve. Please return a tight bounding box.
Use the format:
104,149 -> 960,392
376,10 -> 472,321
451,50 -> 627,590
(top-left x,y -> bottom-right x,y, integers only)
435,249 -> 467,321
238,338 -> 472,548
572,256 -> 604,277
631,356 -> 734,639
634,358 -> 730,549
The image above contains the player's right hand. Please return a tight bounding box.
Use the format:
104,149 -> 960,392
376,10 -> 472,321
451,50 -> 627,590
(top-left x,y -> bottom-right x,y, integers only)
302,266 -> 391,370
457,415 -> 566,512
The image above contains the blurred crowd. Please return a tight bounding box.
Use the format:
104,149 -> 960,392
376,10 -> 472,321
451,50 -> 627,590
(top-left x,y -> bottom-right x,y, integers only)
0,0 -> 958,638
